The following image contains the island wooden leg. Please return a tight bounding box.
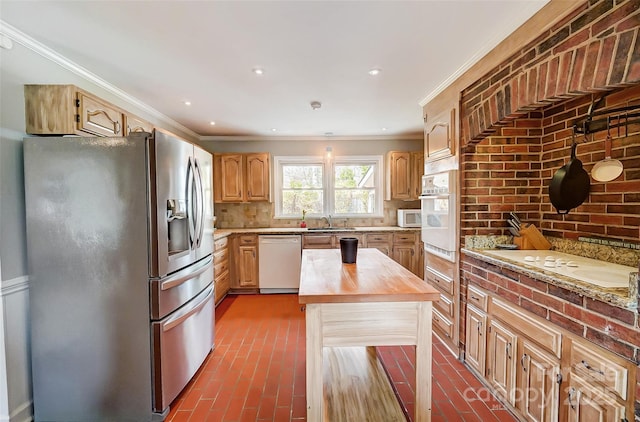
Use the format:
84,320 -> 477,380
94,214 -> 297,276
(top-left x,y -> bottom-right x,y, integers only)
305,304 -> 323,422
415,301 -> 433,422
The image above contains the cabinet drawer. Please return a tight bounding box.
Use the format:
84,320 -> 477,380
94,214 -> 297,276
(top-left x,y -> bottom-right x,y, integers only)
467,284 -> 488,311
425,251 -> 454,278
393,232 -> 417,244
213,247 -> 228,264
214,236 -> 228,250
303,235 -> 333,249
432,309 -> 454,340
238,235 -> 257,245
334,233 -> 364,247
490,298 -> 562,358
569,339 -> 629,400
214,259 -> 229,278
425,268 -> 453,295
364,233 -> 392,244
434,292 -> 454,318
216,270 -> 230,289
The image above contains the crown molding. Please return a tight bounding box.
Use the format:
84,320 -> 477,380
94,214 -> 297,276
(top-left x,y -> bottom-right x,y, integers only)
199,133 -> 423,142
419,1 -> 549,107
0,20 -> 200,140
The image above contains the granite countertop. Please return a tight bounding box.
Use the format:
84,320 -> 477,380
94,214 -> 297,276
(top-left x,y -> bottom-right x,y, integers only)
462,247 -> 638,310
213,226 -> 419,240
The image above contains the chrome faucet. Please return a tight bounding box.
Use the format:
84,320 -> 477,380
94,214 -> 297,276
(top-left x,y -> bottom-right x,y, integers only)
322,214 -> 333,228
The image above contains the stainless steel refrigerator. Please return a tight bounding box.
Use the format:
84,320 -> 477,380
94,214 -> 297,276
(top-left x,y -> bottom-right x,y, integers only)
24,129 -> 215,421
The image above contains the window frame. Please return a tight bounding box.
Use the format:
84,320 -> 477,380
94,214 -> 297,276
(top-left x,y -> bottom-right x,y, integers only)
273,155 -> 384,219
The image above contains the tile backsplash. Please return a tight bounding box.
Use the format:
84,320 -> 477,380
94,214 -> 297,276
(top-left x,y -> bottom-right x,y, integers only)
214,200 -> 420,229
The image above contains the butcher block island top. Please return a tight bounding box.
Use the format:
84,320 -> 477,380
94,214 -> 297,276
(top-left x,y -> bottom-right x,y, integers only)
299,248 -> 439,422
299,248 -> 439,303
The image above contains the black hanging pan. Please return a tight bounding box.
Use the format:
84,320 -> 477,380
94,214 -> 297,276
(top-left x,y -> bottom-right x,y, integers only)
549,135 -> 590,214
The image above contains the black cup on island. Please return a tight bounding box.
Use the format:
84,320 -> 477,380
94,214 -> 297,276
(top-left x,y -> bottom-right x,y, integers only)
339,238 -> 358,263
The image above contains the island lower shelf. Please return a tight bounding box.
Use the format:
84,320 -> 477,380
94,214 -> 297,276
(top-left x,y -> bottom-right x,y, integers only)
323,346 -> 405,422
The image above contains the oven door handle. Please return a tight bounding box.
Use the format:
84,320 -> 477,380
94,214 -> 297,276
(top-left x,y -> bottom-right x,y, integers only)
160,256 -> 213,291
162,285 -> 213,332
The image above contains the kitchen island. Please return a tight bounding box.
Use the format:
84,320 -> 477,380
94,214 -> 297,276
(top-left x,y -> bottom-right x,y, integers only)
299,248 -> 440,422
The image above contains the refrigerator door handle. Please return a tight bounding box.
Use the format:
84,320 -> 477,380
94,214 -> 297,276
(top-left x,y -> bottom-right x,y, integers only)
160,255 -> 213,291
193,158 -> 205,247
161,285 -> 213,332
186,157 -> 196,248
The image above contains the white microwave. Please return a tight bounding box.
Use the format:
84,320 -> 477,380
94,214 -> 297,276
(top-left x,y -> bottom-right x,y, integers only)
397,209 -> 421,227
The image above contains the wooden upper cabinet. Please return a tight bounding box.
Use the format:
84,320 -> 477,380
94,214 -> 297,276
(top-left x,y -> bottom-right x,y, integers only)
245,153 -> 270,201
387,151 -> 411,200
124,113 -> 153,135
213,153 -> 270,203
24,85 -> 146,137
77,92 -> 124,136
386,151 -> 424,200
218,154 -> 244,202
424,108 -> 456,161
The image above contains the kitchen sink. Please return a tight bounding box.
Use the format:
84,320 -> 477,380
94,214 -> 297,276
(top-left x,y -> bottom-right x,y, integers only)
307,227 -> 356,231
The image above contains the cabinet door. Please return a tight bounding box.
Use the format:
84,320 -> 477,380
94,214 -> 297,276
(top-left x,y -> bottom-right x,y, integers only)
245,153 -> 270,201
411,151 -> 424,199
516,339 -> 560,422
424,108 -> 455,161
77,92 -> 125,137
125,113 -> 153,135
567,373 -> 627,422
487,319 -> 517,404
465,305 -> 487,376
388,152 -> 412,200
392,244 -> 415,272
220,154 -> 244,202
238,246 -> 258,287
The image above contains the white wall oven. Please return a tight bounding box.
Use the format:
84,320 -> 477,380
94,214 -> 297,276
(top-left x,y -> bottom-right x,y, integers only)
420,170 -> 457,262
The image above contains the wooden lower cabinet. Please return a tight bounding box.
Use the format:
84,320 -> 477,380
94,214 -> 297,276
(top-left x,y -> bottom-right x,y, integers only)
465,305 -> 487,376
213,236 -> 230,304
364,233 -> 392,256
486,319 -> 518,404
231,234 -> 259,290
566,373 -> 627,422
516,339 -> 561,422
425,251 -> 458,355
465,284 -> 635,422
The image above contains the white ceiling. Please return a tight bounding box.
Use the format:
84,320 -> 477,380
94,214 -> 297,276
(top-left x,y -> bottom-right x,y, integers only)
1,0 -> 549,140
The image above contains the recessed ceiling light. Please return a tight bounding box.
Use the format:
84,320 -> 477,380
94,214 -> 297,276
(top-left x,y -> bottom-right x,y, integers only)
210,121 -> 216,126
382,127 -> 387,131
271,128 -> 277,132
368,68 -> 381,76
183,100 -> 191,106
253,67 -> 264,75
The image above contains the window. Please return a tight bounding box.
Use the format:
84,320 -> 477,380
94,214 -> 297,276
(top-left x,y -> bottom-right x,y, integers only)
274,155 -> 383,218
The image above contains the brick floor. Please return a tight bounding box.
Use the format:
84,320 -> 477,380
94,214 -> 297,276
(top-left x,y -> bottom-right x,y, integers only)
166,294 -> 515,421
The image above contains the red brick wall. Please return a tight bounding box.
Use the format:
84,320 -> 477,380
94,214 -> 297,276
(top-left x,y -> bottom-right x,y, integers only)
460,0 -> 640,144
460,86 -> 640,242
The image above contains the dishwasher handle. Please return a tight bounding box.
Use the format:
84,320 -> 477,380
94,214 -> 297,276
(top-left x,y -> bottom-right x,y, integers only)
259,236 -> 301,244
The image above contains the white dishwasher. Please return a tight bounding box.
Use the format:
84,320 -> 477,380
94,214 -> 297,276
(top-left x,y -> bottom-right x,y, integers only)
258,235 -> 302,293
